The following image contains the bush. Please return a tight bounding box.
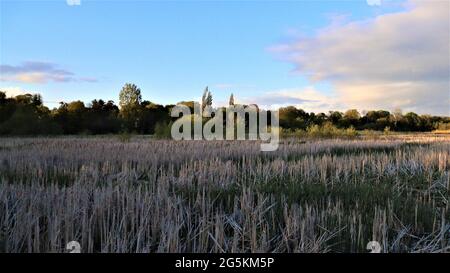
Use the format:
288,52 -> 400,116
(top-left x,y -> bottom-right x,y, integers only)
154,121 -> 172,139
117,131 -> 132,143
306,122 -> 358,138
436,122 -> 450,130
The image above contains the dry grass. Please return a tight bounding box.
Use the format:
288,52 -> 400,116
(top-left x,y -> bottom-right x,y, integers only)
433,130 -> 450,135
0,135 -> 449,253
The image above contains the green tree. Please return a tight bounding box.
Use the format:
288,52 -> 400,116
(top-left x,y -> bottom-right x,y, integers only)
87,99 -> 121,134
404,112 -> 420,131
119,83 -> 142,132
344,109 -> 360,120
328,111 -> 343,126
139,101 -> 169,134
0,93 -> 61,135
279,106 -> 309,130
52,101 -> 87,134
67,101 -> 85,113
119,83 -> 142,109
201,86 -> 212,111
343,109 -> 360,127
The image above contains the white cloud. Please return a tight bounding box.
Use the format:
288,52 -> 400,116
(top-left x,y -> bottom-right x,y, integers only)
240,86 -> 342,113
0,86 -> 29,97
272,0 -> 450,115
0,61 -> 97,84
367,0 -> 382,6
67,0 -> 81,6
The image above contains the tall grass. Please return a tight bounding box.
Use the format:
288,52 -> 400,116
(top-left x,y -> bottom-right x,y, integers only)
0,135 -> 448,252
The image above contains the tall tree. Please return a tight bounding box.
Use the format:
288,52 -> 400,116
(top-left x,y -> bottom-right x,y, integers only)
0,91 -> 6,104
119,83 -> 142,109
119,83 -> 142,132
229,93 -> 234,106
201,86 -> 212,111
343,109 -> 360,127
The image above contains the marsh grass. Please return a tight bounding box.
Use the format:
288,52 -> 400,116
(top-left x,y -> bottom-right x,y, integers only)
0,135 -> 448,252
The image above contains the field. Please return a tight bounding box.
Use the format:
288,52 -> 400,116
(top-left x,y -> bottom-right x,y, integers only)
0,135 -> 449,253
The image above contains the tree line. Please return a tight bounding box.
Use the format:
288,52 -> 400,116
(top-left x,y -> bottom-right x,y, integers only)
0,83 -> 448,135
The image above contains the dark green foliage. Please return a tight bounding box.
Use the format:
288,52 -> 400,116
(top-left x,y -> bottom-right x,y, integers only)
153,120 -> 173,139
0,89 -> 448,136
86,99 -> 121,134
0,92 -> 61,135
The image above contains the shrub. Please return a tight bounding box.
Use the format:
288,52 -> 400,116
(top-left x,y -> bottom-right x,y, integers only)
117,131 -> 132,142
306,122 -> 358,138
154,121 -> 173,139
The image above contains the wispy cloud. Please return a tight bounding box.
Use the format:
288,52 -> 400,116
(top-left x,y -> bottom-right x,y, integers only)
66,0 -> 81,6
0,61 -> 97,84
367,0 -> 382,6
78,77 -> 98,83
240,86 -> 341,113
271,0 -> 450,115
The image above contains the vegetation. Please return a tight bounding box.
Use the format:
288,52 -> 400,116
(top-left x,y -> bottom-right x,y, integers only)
282,122 -> 358,139
433,122 -> 450,134
153,121 -> 173,139
0,84 -> 449,136
0,135 -> 448,253
1,84 -> 449,253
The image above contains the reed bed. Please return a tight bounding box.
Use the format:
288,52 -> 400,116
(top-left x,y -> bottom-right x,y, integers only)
0,135 -> 448,253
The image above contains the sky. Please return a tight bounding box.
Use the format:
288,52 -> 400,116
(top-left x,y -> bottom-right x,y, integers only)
0,0 -> 449,115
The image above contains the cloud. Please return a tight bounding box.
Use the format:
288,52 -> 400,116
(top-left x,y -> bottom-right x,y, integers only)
240,86 -> 342,113
271,0 -> 450,115
67,0 -> 81,6
367,0 -> 382,6
0,86 -> 29,97
0,61 -> 97,84
78,77 -> 98,83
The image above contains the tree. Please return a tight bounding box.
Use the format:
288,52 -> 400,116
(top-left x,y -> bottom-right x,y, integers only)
119,83 -> 142,109
139,101 -> 169,134
279,106 -> 309,130
229,93 -> 234,106
328,111 -> 343,126
360,110 -> 392,130
343,109 -> 360,127
52,101 -> 87,134
344,109 -> 360,120
31,94 -> 43,107
404,112 -> 421,131
87,99 -> 121,134
201,86 -> 212,111
0,93 -> 61,135
67,101 -> 85,113
15,94 -> 34,105
119,83 -> 142,132
1,85 -> 448,135
0,91 -> 7,104
313,112 -> 327,126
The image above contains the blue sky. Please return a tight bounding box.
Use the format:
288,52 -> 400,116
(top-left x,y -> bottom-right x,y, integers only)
1,0 -> 448,115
